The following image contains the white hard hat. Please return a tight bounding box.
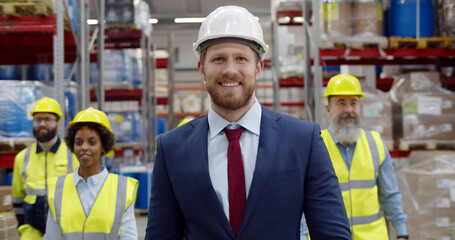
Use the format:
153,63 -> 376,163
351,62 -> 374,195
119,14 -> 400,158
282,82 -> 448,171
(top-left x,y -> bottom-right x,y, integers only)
193,5 -> 268,60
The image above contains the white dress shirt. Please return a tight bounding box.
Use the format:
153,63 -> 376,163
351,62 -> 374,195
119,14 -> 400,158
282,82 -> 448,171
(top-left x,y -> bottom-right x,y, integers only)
44,167 -> 138,240
207,99 -> 262,220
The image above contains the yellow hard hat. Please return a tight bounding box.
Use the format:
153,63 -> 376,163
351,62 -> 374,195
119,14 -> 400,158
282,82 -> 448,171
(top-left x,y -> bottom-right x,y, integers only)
324,73 -> 364,99
30,97 -> 63,120
68,107 -> 112,132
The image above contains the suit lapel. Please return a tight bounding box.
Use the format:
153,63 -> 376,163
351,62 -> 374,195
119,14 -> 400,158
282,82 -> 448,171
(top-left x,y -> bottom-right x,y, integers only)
186,117 -> 234,237
239,106 -> 282,235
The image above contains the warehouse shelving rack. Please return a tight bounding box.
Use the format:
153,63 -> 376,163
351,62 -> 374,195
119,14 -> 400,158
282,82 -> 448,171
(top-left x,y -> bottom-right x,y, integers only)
0,0 -> 158,167
272,0 -> 455,124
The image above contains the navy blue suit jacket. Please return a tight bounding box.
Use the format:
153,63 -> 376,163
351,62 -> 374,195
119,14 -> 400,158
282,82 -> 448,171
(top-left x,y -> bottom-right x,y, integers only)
145,106 -> 350,239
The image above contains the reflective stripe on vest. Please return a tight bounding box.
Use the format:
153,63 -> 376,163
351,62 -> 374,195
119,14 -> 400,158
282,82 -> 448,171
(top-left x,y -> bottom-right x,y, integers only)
21,145 -> 73,197
322,129 -> 388,239
53,174 -> 128,240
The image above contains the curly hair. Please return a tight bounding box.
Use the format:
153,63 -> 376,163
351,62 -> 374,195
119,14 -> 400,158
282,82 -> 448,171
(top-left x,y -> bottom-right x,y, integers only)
65,122 -> 116,154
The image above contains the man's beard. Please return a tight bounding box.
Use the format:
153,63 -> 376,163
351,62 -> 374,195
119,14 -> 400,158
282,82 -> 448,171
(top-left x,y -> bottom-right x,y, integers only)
33,127 -> 57,142
206,76 -> 255,111
330,113 -> 360,144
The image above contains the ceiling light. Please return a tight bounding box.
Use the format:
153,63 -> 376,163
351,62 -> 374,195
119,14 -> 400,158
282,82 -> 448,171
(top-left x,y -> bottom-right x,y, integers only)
149,18 -> 158,24
87,19 -> 99,25
293,17 -> 303,23
174,17 -> 205,23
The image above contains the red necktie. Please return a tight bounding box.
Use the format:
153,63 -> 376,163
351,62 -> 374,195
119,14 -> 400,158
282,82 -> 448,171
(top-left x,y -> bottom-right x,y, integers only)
224,127 -> 246,236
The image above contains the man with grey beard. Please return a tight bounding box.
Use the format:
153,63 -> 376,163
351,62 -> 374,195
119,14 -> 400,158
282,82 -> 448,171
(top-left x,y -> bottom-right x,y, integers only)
301,73 -> 408,240
12,97 -> 79,240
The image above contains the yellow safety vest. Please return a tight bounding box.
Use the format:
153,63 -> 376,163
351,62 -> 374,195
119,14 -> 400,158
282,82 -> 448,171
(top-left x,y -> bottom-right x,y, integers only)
321,129 -> 388,240
12,139 -> 78,234
47,173 -> 138,240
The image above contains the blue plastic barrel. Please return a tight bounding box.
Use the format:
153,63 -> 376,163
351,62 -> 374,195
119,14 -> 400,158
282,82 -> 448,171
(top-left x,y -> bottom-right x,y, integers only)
156,118 -> 167,135
136,172 -> 151,210
0,65 -> 19,80
390,0 -> 434,37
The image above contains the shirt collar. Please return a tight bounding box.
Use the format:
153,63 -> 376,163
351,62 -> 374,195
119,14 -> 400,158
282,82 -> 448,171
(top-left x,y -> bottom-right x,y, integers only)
208,98 -> 262,139
36,137 -> 61,154
73,167 -> 108,186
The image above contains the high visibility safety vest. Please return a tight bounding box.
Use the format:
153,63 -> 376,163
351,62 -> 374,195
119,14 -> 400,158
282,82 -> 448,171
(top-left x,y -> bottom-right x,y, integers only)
321,129 -> 388,240
47,173 -> 138,240
12,140 -> 78,232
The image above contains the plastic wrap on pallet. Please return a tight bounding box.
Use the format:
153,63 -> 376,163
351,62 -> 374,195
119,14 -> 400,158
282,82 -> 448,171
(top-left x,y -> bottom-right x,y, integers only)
105,101 -> 141,140
105,0 -> 151,36
353,0 -> 383,36
0,81 -> 48,139
31,63 -> 76,82
128,49 -> 143,89
0,65 -> 19,80
394,151 -> 455,240
91,50 -> 132,89
442,0 -> 455,37
390,71 -> 455,141
361,86 -> 393,143
323,0 -> 354,37
0,211 -> 20,240
323,0 -> 384,37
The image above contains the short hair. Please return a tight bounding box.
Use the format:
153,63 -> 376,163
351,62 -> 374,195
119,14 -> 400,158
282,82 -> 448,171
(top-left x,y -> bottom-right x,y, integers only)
199,39 -> 261,65
65,122 -> 115,154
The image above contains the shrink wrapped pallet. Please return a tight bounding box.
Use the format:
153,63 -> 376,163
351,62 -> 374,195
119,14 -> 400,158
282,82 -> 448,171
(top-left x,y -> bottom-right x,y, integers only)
353,0 -> 383,36
323,0 -> 353,37
390,71 -> 455,141
395,151 -> 455,240
0,211 -> 19,240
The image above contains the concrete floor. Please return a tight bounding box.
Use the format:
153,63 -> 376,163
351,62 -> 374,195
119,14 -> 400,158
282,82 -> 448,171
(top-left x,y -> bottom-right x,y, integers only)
136,214 -> 148,239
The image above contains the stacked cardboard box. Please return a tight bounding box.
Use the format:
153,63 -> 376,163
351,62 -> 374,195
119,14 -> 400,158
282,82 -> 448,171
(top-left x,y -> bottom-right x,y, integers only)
360,86 -> 393,148
0,186 -> 18,240
390,71 -> 455,141
396,151 -> 455,239
0,211 -> 19,240
0,186 -> 12,212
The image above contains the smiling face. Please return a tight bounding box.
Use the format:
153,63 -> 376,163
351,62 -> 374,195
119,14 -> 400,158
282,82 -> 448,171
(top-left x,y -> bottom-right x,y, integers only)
73,125 -> 104,172
198,42 -> 263,118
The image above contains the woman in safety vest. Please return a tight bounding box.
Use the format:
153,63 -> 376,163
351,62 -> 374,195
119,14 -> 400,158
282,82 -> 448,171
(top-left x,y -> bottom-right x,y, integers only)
43,107 -> 139,240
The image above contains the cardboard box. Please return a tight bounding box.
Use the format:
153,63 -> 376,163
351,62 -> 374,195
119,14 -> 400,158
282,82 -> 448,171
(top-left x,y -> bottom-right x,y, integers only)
0,211 -> 19,240
396,151 -> 455,240
360,86 -> 393,143
390,71 -> 455,141
0,186 -> 12,212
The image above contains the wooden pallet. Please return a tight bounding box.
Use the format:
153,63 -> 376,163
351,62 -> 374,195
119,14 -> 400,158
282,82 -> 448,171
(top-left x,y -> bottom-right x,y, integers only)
322,35 -> 388,49
112,143 -> 143,151
0,0 -> 53,17
134,209 -> 149,216
389,36 -> 453,49
398,139 -> 455,151
0,139 -> 34,153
